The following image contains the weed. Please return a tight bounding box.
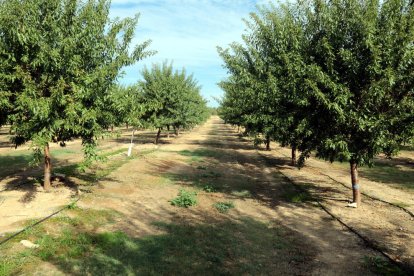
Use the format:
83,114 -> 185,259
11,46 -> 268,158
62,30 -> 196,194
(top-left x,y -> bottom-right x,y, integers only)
203,185 -> 216,193
179,148 -> 219,163
363,256 -> 405,276
201,171 -> 222,178
170,189 -> 198,208
214,202 -> 235,213
67,201 -> 79,210
231,190 -> 251,198
283,190 -> 313,203
196,165 -> 207,170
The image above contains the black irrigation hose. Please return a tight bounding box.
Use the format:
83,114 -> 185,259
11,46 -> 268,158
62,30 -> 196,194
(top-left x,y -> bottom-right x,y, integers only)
272,148 -> 414,219
0,197 -> 80,246
0,145 -> 160,246
316,170 -> 414,219
257,150 -> 413,275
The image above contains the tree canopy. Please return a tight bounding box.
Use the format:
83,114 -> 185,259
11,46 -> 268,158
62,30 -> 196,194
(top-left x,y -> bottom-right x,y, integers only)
140,62 -> 208,143
219,0 -> 414,206
0,0 -> 152,189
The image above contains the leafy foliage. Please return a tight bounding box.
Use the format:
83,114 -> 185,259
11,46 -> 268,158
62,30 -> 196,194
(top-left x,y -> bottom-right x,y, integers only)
140,61 -> 209,138
170,189 -> 198,208
218,0 -> 414,204
0,0 -> 152,185
213,201 -> 235,213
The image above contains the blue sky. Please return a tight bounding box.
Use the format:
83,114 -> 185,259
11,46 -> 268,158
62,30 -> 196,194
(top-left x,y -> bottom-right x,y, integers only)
110,0 -> 269,107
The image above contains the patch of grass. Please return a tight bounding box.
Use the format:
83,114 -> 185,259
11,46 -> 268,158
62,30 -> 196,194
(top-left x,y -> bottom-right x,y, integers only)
213,201 -> 235,213
363,256 -> 405,276
282,185 -> 314,203
202,185 -> 217,193
201,171 -> 222,178
67,201 -> 79,210
291,193 -> 313,203
360,162 -> 414,190
196,165 -> 207,170
55,151 -> 139,186
1,213 -> 317,276
170,189 -> 198,208
100,148 -> 128,158
179,148 -> 220,163
391,202 -> 411,208
0,153 -> 33,176
231,190 -> 252,198
50,148 -> 77,157
47,218 -> 315,275
0,208 -> 121,275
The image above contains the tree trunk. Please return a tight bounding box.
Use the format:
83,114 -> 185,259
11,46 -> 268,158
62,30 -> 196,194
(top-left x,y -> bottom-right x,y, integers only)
350,161 -> 361,206
126,123 -> 129,130
265,135 -> 271,151
127,129 -> 135,157
167,125 -> 170,138
291,146 -> 297,166
43,143 -> 52,191
174,126 -> 179,136
237,125 -> 240,133
155,128 -> 161,144
110,125 -> 114,132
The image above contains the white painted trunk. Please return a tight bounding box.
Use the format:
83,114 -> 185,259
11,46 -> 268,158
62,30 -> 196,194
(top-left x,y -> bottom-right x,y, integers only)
127,143 -> 133,157
127,129 -> 135,157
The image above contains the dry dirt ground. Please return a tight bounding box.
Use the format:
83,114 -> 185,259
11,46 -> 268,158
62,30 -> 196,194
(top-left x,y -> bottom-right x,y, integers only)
1,116 -> 413,275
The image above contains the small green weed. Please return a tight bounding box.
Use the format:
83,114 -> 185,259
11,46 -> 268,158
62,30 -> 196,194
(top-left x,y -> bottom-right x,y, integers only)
291,193 -> 313,203
203,185 -> 216,193
67,201 -> 79,210
170,189 -> 198,208
214,201 -> 235,213
201,171 -> 222,178
363,256 -> 405,276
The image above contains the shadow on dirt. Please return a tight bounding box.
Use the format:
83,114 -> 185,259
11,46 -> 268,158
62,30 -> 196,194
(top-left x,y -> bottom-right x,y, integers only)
360,162 -> 414,190
46,215 -> 316,275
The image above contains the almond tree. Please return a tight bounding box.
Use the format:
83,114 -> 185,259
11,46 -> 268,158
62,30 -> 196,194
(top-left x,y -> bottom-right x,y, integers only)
140,62 -> 208,144
298,0 -> 414,206
219,0 -> 414,207
0,0 -> 152,190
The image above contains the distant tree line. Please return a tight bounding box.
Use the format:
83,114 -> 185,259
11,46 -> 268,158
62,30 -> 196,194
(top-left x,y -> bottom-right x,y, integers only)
218,0 -> 414,207
0,0 -> 208,190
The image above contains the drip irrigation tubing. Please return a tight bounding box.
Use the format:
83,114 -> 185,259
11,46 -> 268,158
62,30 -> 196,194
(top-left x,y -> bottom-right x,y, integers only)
272,148 -> 414,219
257,150 -> 413,274
0,197 -> 80,246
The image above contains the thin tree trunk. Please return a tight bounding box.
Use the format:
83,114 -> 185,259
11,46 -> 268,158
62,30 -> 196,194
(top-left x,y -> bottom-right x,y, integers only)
291,146 -> 297,166
110,125 -> 114,132
350,161 -> 361,206
265,135 -> 271,151
237,125 -> 240,133
167,125 -> 170,138
127,129 -> 135,157
155,128 -> 161,144
174,126 -> 179,136
44,143 -> 52,191
126,123 -> 129,130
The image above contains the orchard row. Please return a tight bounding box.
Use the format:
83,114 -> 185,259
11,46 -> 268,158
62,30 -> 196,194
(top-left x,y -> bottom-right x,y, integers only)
218,0 -> 414,206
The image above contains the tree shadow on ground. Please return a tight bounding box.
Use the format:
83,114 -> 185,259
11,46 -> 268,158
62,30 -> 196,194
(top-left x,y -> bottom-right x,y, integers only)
49,217 -> 316,276
0,158 -> 121,203
360,162 -> 414,190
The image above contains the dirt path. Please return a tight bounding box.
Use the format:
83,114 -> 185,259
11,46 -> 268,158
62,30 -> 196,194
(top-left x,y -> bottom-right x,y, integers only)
2,117 -> 409,274
71,117 -> 392,274
260,142 -> 414,270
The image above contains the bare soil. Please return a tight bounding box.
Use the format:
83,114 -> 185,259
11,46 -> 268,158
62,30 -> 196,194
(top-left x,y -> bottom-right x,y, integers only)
1,117 -> 413,274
